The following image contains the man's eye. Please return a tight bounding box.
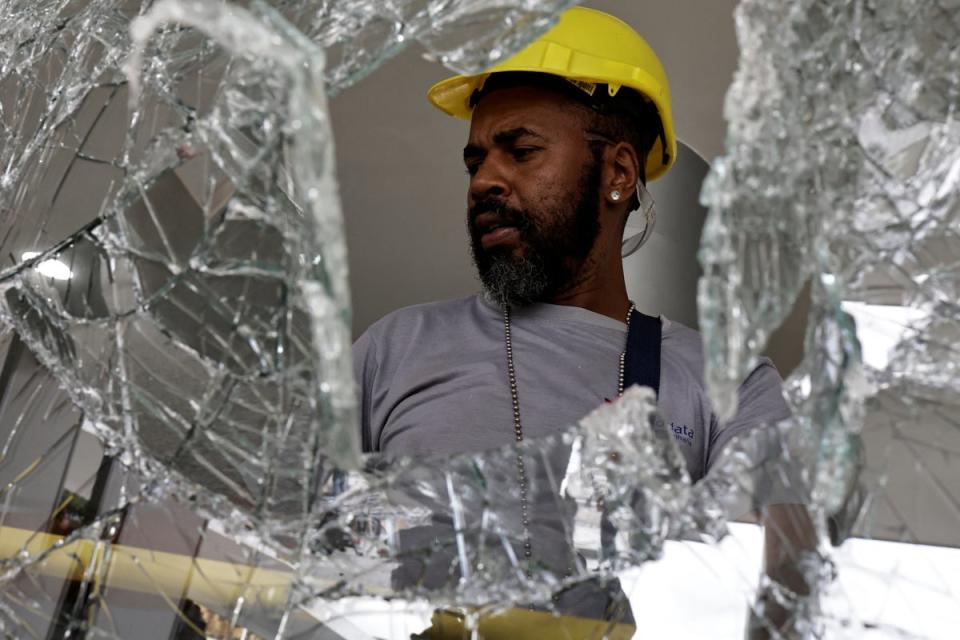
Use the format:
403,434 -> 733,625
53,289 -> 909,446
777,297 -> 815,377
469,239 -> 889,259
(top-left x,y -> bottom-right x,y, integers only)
465,163 -> 479,176
511,147 -> 539,160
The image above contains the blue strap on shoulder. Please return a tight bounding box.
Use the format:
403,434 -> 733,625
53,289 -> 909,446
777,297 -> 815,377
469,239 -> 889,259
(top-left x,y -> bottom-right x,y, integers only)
623,310 -> 661,398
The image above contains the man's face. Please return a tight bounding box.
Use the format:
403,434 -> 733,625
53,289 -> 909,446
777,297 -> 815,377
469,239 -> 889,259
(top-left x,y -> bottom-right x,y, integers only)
463,85 -> 603,307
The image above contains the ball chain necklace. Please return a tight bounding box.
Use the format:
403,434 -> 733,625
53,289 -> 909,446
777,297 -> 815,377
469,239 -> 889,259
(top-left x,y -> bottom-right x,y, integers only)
503,301 -> 636,567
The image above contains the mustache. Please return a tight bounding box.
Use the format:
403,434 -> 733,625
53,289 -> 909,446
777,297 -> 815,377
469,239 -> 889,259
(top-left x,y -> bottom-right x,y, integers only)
468,199 -> 531,231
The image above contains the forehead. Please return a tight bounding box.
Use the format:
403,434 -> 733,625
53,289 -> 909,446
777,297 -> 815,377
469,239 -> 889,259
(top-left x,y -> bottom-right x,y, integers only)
467,85 -> 587,143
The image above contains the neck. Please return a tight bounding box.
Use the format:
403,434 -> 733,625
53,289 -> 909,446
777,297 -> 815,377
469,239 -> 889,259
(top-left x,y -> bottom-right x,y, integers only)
549,242 -> 631,322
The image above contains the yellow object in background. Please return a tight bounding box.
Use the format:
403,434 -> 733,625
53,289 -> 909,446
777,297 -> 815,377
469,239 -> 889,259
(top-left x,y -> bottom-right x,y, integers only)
417,607 -> 636,640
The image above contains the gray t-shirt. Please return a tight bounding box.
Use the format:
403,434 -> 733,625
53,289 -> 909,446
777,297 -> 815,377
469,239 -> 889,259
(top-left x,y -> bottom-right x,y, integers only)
353,294 -> 791,482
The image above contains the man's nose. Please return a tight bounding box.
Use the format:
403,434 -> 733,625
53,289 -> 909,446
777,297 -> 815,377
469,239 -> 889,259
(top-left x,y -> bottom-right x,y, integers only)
468,155 -> 511,203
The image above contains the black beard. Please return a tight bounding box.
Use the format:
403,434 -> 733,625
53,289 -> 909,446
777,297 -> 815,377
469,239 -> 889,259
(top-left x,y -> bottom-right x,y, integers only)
467,157 -> 602,308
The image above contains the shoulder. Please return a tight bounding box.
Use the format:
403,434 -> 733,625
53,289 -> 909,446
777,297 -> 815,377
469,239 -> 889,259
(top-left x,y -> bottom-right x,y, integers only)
660,317 -> 705,364
659,317 -> 708,386
659,317 -> 782,395
354,296 -> 494,365
359,295 -> 484,344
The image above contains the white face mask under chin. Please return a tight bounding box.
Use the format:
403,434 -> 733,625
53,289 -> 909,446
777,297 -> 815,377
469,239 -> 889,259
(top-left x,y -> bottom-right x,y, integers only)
621,180 -> 657,258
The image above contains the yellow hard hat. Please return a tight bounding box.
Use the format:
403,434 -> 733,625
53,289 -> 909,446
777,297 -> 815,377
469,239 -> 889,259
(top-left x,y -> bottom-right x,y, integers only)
427,6 -> 677,182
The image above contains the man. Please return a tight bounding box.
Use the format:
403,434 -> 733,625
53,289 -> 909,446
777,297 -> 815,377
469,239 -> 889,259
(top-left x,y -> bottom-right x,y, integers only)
353,6 -> 813,638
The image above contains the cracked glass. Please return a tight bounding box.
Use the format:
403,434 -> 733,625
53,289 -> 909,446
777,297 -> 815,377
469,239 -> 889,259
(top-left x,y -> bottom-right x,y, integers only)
0,0 -> 957,639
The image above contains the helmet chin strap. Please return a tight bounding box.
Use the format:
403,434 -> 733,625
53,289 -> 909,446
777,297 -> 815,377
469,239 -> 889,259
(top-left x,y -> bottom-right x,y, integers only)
620,180 -> 657,258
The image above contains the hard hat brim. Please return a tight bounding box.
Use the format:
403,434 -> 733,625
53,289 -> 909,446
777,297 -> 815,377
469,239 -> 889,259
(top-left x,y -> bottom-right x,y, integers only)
428,67 -> 676,182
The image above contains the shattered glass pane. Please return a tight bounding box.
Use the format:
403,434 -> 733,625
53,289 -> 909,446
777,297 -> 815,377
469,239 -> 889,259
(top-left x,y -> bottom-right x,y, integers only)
699,0 -> 960,636
0,0 -> 958,638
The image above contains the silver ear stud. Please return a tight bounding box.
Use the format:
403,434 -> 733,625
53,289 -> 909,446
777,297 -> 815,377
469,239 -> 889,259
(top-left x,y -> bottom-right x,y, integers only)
610,190 -> 622,201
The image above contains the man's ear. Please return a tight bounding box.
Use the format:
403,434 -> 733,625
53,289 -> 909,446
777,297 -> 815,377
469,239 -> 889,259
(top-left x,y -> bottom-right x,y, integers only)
602,142 -> 642,208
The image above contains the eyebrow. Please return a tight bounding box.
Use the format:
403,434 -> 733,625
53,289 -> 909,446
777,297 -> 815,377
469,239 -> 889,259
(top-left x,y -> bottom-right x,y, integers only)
463,127 -> 548,160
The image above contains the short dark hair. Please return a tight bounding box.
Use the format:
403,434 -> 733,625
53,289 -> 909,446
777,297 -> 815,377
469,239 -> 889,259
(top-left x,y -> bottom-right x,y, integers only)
470,71 -> 664,188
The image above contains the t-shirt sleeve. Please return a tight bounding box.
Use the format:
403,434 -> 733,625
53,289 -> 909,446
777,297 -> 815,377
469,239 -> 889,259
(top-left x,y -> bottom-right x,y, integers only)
706,358 -> 791,465
353,330 -> 379,453
704,359 -> 807,507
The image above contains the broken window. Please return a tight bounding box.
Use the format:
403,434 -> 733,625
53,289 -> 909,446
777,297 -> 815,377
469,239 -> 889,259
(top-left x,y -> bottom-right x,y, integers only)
0,0 -> 957,638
